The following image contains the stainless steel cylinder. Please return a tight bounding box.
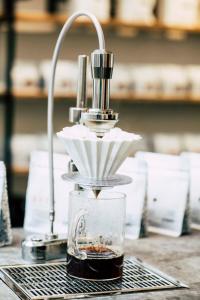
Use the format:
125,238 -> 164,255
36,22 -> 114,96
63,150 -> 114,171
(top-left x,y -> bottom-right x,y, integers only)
77,55 -> 88,108
69,54 -> 88,124
92,79 -> 110,110
91,49 -> 114,76
81,49 -> 118,137
91,49 -> 114,111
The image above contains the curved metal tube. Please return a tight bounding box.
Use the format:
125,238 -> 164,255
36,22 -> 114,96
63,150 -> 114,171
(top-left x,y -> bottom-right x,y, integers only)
47,11 -> 105,235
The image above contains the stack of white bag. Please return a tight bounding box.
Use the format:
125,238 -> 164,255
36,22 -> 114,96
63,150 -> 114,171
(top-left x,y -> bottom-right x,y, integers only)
116,0 -> 156,24
181,152 -> 200,229
40,60 -> 78,95
131,65 -> 161,97
136,152 -> 190,237
160,65 -> 188,97
24,151 -> 74,234
24,149 -> 199,238
11,134 -> 65,170
114,157 -> 148,239
187,66 -> 200,98
67,0 -> 110,22
15,0 -> 46,12
0,162 -> 12,247
158,0 -> 200,27
153,133 -> 200,155
111,64 -> 132,98
11,61 -> 39,92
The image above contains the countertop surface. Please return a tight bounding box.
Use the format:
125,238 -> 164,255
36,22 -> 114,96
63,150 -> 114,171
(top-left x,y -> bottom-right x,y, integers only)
0,229 -> 200,300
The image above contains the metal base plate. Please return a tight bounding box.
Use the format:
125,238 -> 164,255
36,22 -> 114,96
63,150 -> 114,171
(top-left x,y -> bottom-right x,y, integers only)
62,173 -> 132,189
0,257 -> 187,300
21,235 -> 68,263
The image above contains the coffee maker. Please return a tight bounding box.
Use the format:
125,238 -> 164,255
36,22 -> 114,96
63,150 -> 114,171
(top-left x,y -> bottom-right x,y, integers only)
22,12 -> 135,279
4,11 -> 185,297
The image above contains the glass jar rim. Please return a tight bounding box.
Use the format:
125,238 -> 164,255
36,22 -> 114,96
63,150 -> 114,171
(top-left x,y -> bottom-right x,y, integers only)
69,190 -> 126,201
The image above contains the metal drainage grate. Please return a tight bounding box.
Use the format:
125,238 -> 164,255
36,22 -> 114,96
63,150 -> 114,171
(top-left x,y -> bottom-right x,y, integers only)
0,257 -> 187,300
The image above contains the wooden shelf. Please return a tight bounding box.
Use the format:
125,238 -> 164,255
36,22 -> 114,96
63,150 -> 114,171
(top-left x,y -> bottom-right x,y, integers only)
12,166 -> 29,176
15,11 -> 110,28
14,11 -> 200,34
12,89 -> 71,100
2,90 -> 200,104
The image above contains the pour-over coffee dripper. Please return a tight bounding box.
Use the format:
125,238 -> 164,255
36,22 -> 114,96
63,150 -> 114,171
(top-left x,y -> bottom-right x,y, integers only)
58,126 -> 140,280
21,11 -> 141,281
47,12 -> 141,281
58,126 -> 141,193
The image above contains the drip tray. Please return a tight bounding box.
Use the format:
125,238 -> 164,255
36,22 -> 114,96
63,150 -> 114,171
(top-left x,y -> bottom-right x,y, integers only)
0,257 -> 187,300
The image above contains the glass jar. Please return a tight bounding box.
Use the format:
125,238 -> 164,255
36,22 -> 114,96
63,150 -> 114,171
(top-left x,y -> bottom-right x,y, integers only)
67,190 -> 126,281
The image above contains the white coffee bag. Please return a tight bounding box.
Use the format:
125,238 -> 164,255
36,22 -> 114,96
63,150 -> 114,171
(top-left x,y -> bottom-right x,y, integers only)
136,152 -> 190,237
114,157 -> 148,239
0,162 -> 12,247
24,151 -> 73,234
181,152 -> 200,229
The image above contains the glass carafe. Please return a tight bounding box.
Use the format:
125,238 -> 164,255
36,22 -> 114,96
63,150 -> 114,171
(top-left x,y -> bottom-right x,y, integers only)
67,190 -> 126,281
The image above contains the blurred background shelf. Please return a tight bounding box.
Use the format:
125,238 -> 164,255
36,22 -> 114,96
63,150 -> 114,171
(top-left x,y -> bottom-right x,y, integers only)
12,166 -> 28,176
1,90 -> 200,104
2,0 -> 200,226
14,12 -> 200,34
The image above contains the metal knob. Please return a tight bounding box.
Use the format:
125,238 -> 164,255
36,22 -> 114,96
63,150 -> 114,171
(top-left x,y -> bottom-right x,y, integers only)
91,49 -> 113,111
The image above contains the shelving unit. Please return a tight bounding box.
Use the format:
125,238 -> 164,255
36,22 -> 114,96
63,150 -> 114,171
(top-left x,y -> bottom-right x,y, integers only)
12,166 -> 29,176
2,1 -> 200,226
14,11 -> 200,34
1,89 -> 200,104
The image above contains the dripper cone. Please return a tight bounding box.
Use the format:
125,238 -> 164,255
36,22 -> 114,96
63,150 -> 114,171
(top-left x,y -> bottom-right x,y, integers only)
57,125 -> 141,180
93,189 -> 101,198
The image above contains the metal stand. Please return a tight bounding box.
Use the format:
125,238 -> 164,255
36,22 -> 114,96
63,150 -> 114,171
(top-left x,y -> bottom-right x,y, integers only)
2,0 -> 16,225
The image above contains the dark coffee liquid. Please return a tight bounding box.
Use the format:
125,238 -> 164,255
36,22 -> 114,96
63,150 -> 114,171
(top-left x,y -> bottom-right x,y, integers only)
67,245 -> 124,280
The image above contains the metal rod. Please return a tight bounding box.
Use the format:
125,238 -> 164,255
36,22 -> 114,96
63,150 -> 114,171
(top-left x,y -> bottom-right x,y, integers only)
92,79 -> 110,110
90,49 -> 113,111
76,55 -> 88,109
